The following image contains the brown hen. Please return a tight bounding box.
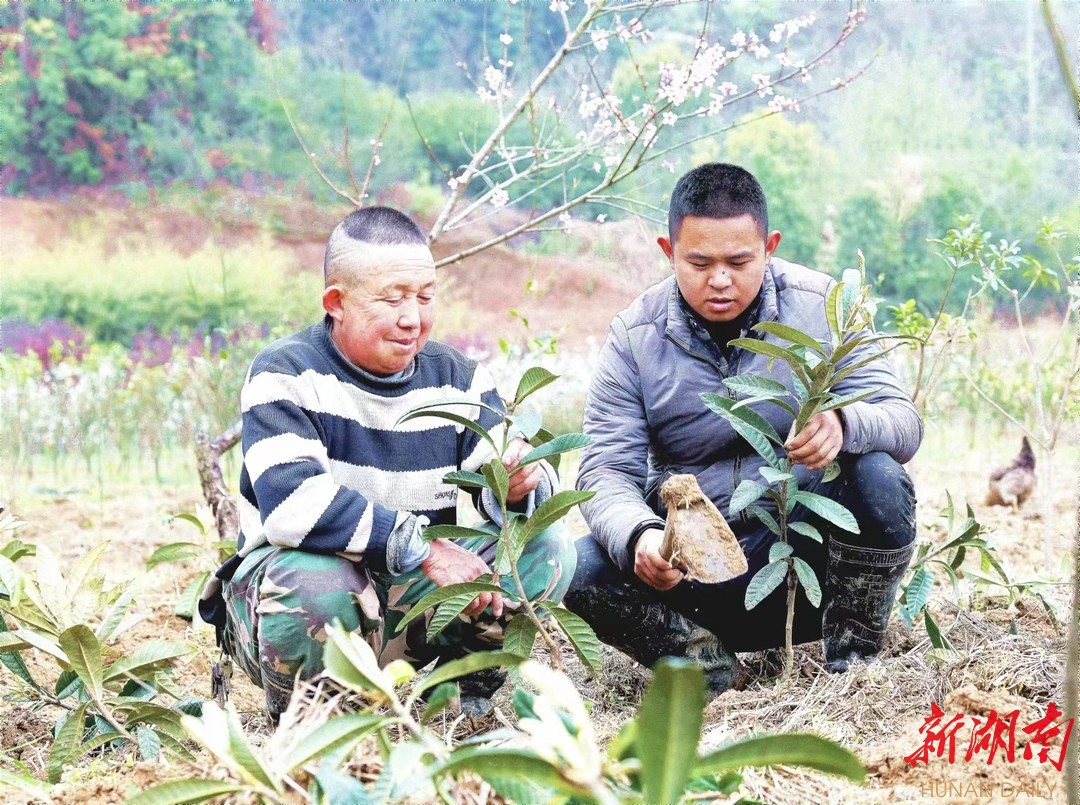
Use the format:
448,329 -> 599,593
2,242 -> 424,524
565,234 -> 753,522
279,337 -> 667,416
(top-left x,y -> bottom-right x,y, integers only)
985,436 -> 1036,511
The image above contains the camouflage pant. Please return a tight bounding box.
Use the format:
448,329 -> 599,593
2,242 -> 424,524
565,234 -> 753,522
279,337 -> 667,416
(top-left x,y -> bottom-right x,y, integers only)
221,522 -> 574,708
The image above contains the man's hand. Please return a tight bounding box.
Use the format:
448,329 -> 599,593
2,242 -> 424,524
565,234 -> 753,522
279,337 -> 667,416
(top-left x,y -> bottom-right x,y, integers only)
503,437 -> 543,505
785,410 -> 843,471
633,528 -> 684,591
420,539 -> 504,618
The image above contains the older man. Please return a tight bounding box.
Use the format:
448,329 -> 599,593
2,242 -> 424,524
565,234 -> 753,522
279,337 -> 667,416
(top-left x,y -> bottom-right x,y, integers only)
565,164 -> 921,694
200,207 -> 573,719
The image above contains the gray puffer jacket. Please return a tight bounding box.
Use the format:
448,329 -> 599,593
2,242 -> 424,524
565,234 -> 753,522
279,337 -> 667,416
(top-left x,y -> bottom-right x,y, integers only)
576,258 -> 923,573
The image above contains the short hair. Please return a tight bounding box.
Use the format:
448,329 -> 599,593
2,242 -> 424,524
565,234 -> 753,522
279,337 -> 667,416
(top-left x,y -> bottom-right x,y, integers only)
667,163 -> 769,242
323,206 -> 427,283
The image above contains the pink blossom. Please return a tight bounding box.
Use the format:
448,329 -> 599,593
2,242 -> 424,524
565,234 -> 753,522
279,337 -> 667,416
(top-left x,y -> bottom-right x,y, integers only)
662,111 -> 678,127
719,81 -> 738,97
768,95 -> 800,112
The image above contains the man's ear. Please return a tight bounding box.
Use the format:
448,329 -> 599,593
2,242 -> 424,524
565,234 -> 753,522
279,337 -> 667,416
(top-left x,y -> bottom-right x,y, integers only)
322,285 -> 345,322
765,230 -> 782,257
657,236 -> 674,263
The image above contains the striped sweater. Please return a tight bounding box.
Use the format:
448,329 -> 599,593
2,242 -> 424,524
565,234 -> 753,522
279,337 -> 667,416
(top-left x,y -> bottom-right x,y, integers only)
199,318 -> 544,629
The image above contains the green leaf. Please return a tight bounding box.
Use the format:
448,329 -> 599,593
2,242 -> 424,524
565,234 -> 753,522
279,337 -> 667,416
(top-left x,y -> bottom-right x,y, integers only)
518,432 -> 591,468
818,389 -> 878,413
174,575 -> 207,622
732,394 -> 798,417
104,640 -> 188,685
415,651 -> 526,697
96,588 -> 135,642
700,393 -> 784,445
323,625 -> 391,697
146,542 -> 200,571
49,701 -> 89,783
503,613 -> 539,658
753,321 -> 826,355
0,765 -> 50,797
483,460 -> 510,507
723,375 -> 790,397
283,713 -> 385,772
0,555 -> 24,605
544,606 -> 602,675
314,764 -> 378,805
695,732 -> 866,782
0,630 -> 31,652
432,747 -> 579,799
168,512 -> 209,537
745,504 -> 781,536
791,492 -> 859,534
792,557 -> 822,607
223,705 -> 280,792
126,779 -> 248,805
137,724 -> 162,760
769,543 -> 793,562
441,470 -> 489,490
425,593 -> 476,641
825,283 -> 845,344
727,339 -> 813,389
59,624 -> 104,700
421,525 -> 494,542
520,490 -> 594,546
637,658 -> 706,805
900,567 -> 933,626
822,461 -> 842,483
923,609 -> 955,653
789,521 -> 824,543
759,467 -> 795,485
420,682 -> 459,725
701,394 -> 782,468
393,582 -> 508,634
507,411 -> 543,441
745,561 -> 787,610
514,366 -> 559,405
396,410 -> 497,456
729,480 -> 768,517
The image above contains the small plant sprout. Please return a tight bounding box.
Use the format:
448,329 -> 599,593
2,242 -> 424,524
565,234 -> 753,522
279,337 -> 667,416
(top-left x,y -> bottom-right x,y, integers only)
396,365 -> 601,675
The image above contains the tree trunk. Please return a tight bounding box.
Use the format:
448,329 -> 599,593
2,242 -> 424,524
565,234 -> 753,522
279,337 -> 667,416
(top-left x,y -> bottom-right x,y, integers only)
194,423 -> 241,542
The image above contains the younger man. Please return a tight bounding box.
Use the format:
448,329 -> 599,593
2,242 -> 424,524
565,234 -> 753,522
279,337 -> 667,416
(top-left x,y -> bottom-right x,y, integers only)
566,164 -> 921,693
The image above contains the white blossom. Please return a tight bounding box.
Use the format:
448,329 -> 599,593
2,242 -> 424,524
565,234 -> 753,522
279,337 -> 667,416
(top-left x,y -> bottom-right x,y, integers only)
662,110 -> 678,126
499,33 -> 513,46
590,30 -> 609,51
489,187 -> 509,208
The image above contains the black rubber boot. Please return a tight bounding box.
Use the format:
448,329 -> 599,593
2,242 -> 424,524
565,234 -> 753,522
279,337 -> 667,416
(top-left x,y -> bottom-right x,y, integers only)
261,665 -> 295,724
822,538 -> 915,673
565,579 -> 740,696
456,666 -> 507,718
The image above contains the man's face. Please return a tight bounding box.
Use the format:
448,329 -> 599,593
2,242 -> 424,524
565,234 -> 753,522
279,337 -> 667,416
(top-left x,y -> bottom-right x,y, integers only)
322,243 -> 437,375
658,214 -> 781,323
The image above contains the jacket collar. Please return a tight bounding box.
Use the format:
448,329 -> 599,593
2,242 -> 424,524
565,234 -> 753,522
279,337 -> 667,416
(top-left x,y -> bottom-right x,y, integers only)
664,262 -> 780,348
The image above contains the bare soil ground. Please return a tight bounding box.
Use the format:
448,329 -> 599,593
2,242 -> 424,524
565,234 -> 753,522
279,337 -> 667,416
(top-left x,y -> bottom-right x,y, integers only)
2,194 -> 1076,804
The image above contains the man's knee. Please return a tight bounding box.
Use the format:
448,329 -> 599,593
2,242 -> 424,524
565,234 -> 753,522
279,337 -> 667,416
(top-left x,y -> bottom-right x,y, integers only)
516,522 -> 576,604
256,549 -> 381,679
833,452 -> 916,549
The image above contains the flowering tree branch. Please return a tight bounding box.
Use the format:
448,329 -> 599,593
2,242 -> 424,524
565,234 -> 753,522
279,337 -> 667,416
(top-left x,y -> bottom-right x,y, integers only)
279,0 -> 870,265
